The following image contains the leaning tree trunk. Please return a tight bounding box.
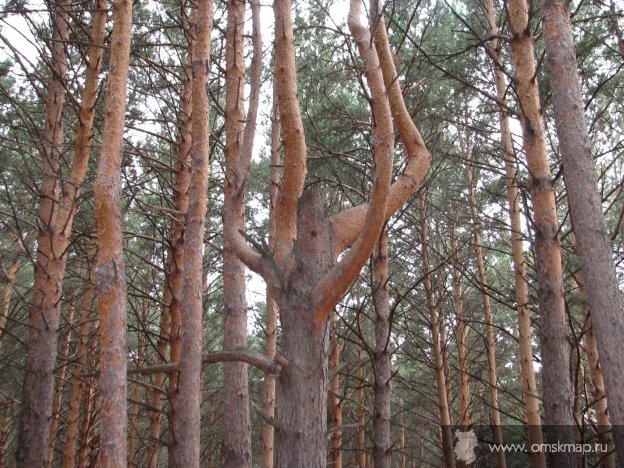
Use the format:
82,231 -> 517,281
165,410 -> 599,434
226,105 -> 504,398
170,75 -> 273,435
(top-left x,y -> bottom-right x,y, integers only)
169,0 -> 214,465
507,0 -> 576,464
540,0 -> 624,461
372,229 -> 392,468
92,0 -> 133,465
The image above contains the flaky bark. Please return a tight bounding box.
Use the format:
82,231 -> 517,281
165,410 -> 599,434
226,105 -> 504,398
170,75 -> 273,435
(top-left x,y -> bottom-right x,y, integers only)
420,195 -> 455,468
17,0 -> 106,462
372,229 -> 392,468
540,0 -> 624,461
507,0 -> 576,464
482,1 -> 545,463
92,0 -> 133,465
465,148 -> 505,468
169,0 -> 214,465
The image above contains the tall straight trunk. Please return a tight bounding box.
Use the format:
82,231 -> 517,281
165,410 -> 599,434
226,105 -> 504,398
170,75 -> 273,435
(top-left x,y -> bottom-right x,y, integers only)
572,271 -> 615,468
62,246 -> 95,468
419,195 -> 455,468
46,305 -> 74,467
540,0 -> 624,461
483,1 -> 545,463
16,1 -> 71,464
222,0 -> 260,463
78,380 -> 96,466
507,0 -> 576,464
329,310 -> 343,468
357,347 -> 367,467
450,226 -> 472,431
260,78 -> 280,468
0,259 -> 18,344
128,300 -> 147,466
465,149 -> 505,468
399,399 -> 406,468
18,0 -> 106,462
92,0 -> 133,465
162,19 -> 194,466
169,0 -> 214,465
0,401 -> 12,468
372,229 -> 392,468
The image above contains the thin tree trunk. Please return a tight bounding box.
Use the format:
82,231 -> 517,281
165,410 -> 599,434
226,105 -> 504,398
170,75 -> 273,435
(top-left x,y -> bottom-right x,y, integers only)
0,259 -> 18,344
507,0 -> 576,464
260,73 -> 280,468
128,301 -> 147,467
419,195 -> 455,468
399,399 -> 406,468
46,305 -> 75,467
169,0 -> 214,465
329,310 -> 343,468
93,0 -> 133,465
465,147 -> 505,468
357,347 -> 367,468
482,1 -> 545,463
450,226 -> 472,432
372,229 -> 392,468
16,1 -> 71,463
540,0 -> 624,460
0,401 -> 13,468
62,247 -> 95,468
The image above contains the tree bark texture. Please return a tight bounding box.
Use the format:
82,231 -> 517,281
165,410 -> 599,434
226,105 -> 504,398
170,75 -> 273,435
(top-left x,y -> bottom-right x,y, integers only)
92,0 -> 133,465
169,0 -> 214,465
507,0 -> 577,464
540,0 -> 624,461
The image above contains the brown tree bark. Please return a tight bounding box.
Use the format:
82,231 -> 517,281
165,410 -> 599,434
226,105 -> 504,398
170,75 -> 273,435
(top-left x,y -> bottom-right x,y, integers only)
222,0 -> 261,464
540,0 -> 624,461
62,246 -> 95,468
0,401 -> 14,468
507,0 -> 576,464
17,0 -> 106,462
372,229 -> 392,468
92,0 -> 133,465
419,195 -> 455,468
0,259 -> 18,345
482,1 -> 545,463
224,0 -> 430,464
168,0 -> 214,465
260,73 -> 280,468
329,310 -> 343,468
357,347 -> 367,468
465,147 -> 506,468
46,305 -> 74,467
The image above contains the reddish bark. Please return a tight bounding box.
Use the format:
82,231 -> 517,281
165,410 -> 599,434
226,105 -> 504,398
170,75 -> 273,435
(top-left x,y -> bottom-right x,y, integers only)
92,0 -> 133,465
329,310 -> 343,468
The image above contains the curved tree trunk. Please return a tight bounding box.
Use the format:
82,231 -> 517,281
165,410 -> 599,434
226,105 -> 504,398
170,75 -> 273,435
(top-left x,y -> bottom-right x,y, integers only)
540,0 -> 624,461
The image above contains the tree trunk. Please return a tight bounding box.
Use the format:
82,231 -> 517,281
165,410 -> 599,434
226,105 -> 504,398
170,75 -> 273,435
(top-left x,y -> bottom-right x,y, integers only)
46,305 -> 75,467
540,0 -> 624,461
357,347 -> 367,467
0,401 -> 13,468
329,310 -> 343,468
482,1 -> 545,463
128,300 -> 147,467
507,0 -> 576,464
169,0 -> 214,465
0,259 -> 18,344
92,0 -> 133,465
62,248 -> 95,468
465,147 -> 505,468
260,76 -> 280,468
16,1 -> 71,464
419,195 -> 455,468
372,229 -> 392,468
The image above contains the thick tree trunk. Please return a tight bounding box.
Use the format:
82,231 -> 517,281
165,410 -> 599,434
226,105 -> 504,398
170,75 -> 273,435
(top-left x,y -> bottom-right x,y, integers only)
419,195 -> 455,468
507,0 -> 576,465
329,310 -> 343,468
482,1 -> 545,463
465,149 -> 506,468
92,0 -> 133,465
540,0 -> 624,461
169,0 -> 214,465
16,2 -> 71,464
372,229 -> 392,468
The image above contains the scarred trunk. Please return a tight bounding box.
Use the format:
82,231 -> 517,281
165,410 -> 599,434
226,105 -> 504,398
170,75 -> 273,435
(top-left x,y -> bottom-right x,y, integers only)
540,0 -> 624,461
